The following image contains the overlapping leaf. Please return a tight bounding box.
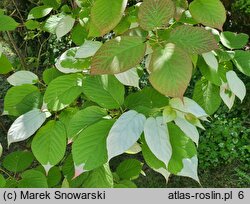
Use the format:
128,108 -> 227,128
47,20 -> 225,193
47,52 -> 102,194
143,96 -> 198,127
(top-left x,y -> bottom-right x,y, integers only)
189,0 -> 226,30
91,36 -> 146,74
138,0 -> 175,31
149,43 -> 193,98
168,25 -> 218,54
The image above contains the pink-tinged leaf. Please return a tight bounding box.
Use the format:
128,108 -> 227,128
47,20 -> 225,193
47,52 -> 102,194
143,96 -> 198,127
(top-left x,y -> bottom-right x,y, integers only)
138,0 -> 175,31
89,0 -> 128,37
149,43 -> 193,98
189,0 -> 226,30
91,36 -> 146,75
168,25 -> 218,54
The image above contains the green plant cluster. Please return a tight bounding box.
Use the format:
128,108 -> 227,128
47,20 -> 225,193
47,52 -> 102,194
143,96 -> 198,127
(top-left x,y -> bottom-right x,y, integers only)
199,114 -> 250,170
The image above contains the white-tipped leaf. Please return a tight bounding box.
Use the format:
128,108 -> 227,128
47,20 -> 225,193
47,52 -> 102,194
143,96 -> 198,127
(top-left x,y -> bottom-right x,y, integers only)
144,117 -> 172,166
107,110 -> 146,160
7,109 -> 46,146
7,71 -> 38,86
226,70 -> 246,102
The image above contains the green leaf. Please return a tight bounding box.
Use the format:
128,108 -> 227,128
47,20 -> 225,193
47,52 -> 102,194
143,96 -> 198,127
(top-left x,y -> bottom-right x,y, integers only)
31,121 -> 67,171
62,154 -> 75,180
168,25 -> 218,54
125,87 -> 169,116
0,15 -> 19,31
47,166 -> 62,187
7,71 -> 38,86
189,0 -> 226,30
82,75 -> 124,109
42,0 -> 61,9
226,71 -> 246,102
55,47 -> 90,73
56,15 -> 75,39
107,110 -> 146,160
58,107 -> 79,138
42,68 -> 64,85
25,20 -> 40,30
144,117 -> 172,166
116,159 -> 143,180
72,120 -> 115,171
61,178 -> 69,188
115,68 -> 140,88
232,51 -> 250,76
0,174 -> 6,188
71,24 -> 88,46
0,53 -> 13,74
28,6 -> 53,20
44,74 -> 83,111
83,164 -> 113,188
4,84 -> 42,116
168,123 -> 197,176
18,170 -> 48,188
7,109 -> 47,145
193,78 -> 221,115
220,32 -> 249,49
114,180 -> 137,188
68,106 -> 108,140
91,36 -> 146,74
89,0 -> 128,36
138,0 -> 175,31
3,151 -> 34,173
149,43 -> 193,98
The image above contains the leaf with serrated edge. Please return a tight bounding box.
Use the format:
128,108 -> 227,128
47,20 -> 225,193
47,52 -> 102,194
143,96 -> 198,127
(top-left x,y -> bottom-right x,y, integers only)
82,75 -> 125,109
168,25 -> 218,54
44,74 -> 83,111
68,106 -> 108,140
72,120 -> 115,171
138,0 -> 175,31
149,43 -> 193,98
31,121 -> 66,171
91,36 -> 146,74
89,0 -> 128,36
193,78 -> 221,115
189,0 -> 226,30
107,110 -> 146,160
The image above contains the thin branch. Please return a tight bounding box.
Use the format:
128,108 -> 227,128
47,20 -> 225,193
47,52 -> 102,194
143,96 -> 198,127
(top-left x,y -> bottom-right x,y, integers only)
6,31 -> 28,70
10,0 -> 25,25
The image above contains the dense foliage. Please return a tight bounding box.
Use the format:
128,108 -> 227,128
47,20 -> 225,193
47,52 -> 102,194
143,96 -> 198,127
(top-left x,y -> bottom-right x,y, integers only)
0,0 -> 249,188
